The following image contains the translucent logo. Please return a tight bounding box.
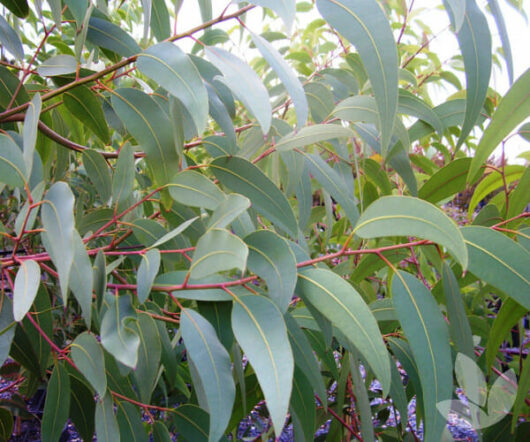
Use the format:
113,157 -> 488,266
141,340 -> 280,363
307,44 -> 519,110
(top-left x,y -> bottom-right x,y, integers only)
437,353 -> 517,430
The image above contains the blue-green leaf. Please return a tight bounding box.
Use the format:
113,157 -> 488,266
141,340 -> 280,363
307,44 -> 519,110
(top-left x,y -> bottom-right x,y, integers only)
71,332 -> 107,398
69,232 -> 94,327
13,260 -> 40,322
207,194 -> 250,230
168,170 -> 224,210
41,362 -> 70,442
87,17 -> 140,57
488,0 -> 514,84
248,0 -> 296,33
95,394 -> 120,442
275,124 -> 354,152
445,0 -> 465,31
0,134 -> 26,187
137,249 -> 160,304
0,15 -> 23,60
37,54 -> 77,76
317,0 -> 398,151
83,150 -> 112,204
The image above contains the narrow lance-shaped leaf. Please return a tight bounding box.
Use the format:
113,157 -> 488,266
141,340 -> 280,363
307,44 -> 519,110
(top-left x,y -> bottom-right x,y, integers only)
13,260 -> 41,322
190,228 -> 248,280
0,297 -> 15,367
488,0 -> 514,84
250,31 -> 308,126
205,46 -> 272,134
247,0 -> 296,33
181,309 -> 235,442
151,0 -> 170,41
207,194 -> 250,230
41,182 -> 76,303
468,68 -> 530,182
70,332 -> 107,398
69,231 -> 94,327
112,144 -> 134,208
116,401 -> 149,442
418,158 -> 472,204
231,294 -> 294,435
149,216 -> 199,249
354,196 -> 468,269
461,226 -> 530,310
0,15 -> 24,60
83,150 -> 112,204
37,54 -> 78,76
0,0 -> 29,18
168,170 -> 225,210
137,42 -> 209,133
87,17 -> 141,57
95,393 -> 120,442
22,94 -> 41,177
137,249 -> 160,304
275,124 -> 354,152
444,0 -> 465,31
41,362 -> 70,442
317,0 -> 398,152
447,0 -> 492,148
0,133 -> 27,187
392,271 -> 453,442
297,268 -> 391,394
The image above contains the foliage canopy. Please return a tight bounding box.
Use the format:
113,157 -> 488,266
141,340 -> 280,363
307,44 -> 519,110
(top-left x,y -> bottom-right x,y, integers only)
0,0 -> 528,440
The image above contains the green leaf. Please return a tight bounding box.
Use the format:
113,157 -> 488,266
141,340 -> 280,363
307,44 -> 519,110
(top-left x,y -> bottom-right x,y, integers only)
116,401 -> 148,442
173,404 -> 209,442
485,298 -> 527,371
0,15 -> 23,60
41,182 -> 76,303
87,17 -> 141,57
349,352 -> 375,442
168,170 -> 224,210
391,271 -> 453,442
64,86 -> 110,143
488,0 -> 514,84
290,367 -> 316,442
41,362 -> 70,442
462,226 -> 530,310
275,124 -> 354,152
181,308 -> 235,442
137,42 -> 209,133
250,31 -> 308,126
0,133 -> 27,187
442,263 -> 474,360
398,89 -> 443,136
207,194 -> 250,230
68,374 -> 95,441
231,294 -> 294,435
249,0 -> 296,33
445,0 -> 465,31
354,196 -> 468,269
131,313 -> 161,404
13,260 -> 40,322
468,165 -> 524,217
111,144 -> 135,208
82,150 -> 112,204
111,88 -> 179,186
0,296 -> 15,366
190,228 -> 248,279
150,216 -> 199,249
37,54 -> 78,76
47,0 -> 62,28
468,68 -> 530,182
65,0 -> 89,25
297,268 -> 391,394
153,421 -> 172,442
448,0 -> 492,148
137,249 -> 160,303
95,394 -> 120,442
205,46 -> 271,134
151,0 -> 170,41
69,231 -> 94,327
244,230 -> 297,313
0,0 -> 29,17
418,158 -> 472,203
284,312 -> 327,403
512,357 -> 530,431
304,152 -> 359,226
23,94 -> 41,177
71,332 -> 107,398
100,294 -> 140,368
210,156 -> 298,236
317,0 -> 398,151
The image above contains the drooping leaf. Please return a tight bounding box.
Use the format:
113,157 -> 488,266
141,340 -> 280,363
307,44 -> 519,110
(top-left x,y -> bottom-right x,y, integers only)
153,422 -> 172,442
173,404 -> 209,442
0,0 -> 29,17
111,88 -> 179,186
87,17 -> 141,57
485,298 -> 527,371
47,0 -> 62,28
41,182 -> 76,303
71,332 -> 107,398
392,271 -> 453,442
95,393 -> 120,442
418,158 -> 472,203
151,0 -> 170,41
41,362 -> 71,442
111,144 -> 135,208
398,89 -> 443,136
275,124 -> 354,152
205,46 -> 272,133
297,268 -> 391,394
290,367 -> 316,442
137,249 -> 160,304
250,31 -> 308,126
181,308 -> 235,442
37,54 -> 78,76
488,0 -> 514,84
0,296 -> 15,366
0,15 -> 23,60
462,226 -> 530,310
68,375 -> 95,442
0,133 -> 27,187
468,68 -> 530,182
190,228 -> 248,279
22,93 -> 41,177
137,42 -> 209,133
244,230 -> 297,313
149,216 -> 199,249
248,0 -> 296,33
131,313 -> 161,403
100,294 -> 140,368
116,401 -> 148,442
349,352 -> 376,442
354,196 -> 468,269
69,231 -> 94,327
64,86 -> 110,143
317,0 -> 398,151
82,150 -> 112,204
168,170 -> 225,210
231,294 -> 294,435
444,0 -> 465,31
210,156 -> 298,236
447,0 -> 492,148
13,260 -> 40,322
